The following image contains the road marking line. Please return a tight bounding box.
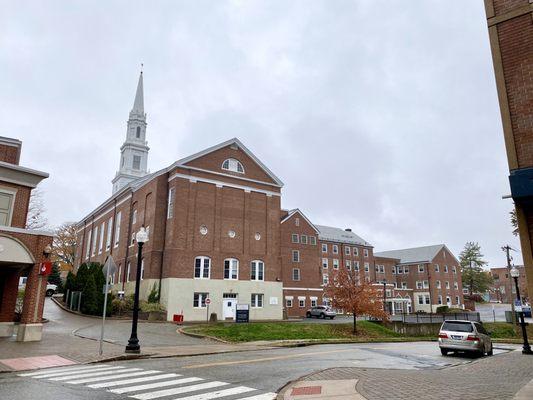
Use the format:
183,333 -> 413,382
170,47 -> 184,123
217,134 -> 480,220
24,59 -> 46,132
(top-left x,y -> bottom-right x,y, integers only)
18,364 -> 108,376
177,386 -> 256,400
130,381 -> 229,400
48,367 -> 137,381
25,365 -> 123,379
67,370 -> 161,384
89,373 -> 181,389
182,349 -> 355,369
238,393 -> 277,400
109,377 -> 202,394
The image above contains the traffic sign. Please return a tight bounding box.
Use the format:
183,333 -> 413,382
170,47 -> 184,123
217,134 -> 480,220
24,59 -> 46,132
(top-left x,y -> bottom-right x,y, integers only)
205,298 -> 211,305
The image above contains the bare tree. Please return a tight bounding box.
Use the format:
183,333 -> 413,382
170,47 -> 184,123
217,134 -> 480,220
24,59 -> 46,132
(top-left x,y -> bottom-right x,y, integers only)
510,208 -> 519,236
52,222 -> 77,267
26,188 -> 48,230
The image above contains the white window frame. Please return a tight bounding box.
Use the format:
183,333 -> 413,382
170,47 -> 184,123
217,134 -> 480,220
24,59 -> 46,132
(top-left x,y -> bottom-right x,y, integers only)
455,296 -> 460,304
438,295 -> 443,305
167,188 -> 175,219
364,262 -> 369,272
435,264 -> 439,272
402,282 -> 407,289
364,249 -> 369,258
193,292 -> 209,308
300,235 -> 308,245
332,244 -> 338,254
221,158 -> 245,174
444,265 -> 448,273
445,281 -> 450,289
194,256 -> 211,279
292,234 -> 299,243
354,261 -> 360,271
98,221 -> 105,254
250,260 -> 264,281
322,273 -> 329,285
454,282 -> 458,290
322,243 -> 327,253
85,230 -> 92,259
452,266 -> 457,274
353,247 -> 358,256
91,226 -> 98,256
295,217 -> 300,226
416,281 -> 423,289
286,298 -> 293,307
126,262 -> 131,282
345,246 -> 350,256
251,294 -> 263,308
292,268 -> 301,281
404,266 -> 409,274
310,236 -> 316,245
132,209 -> 137,225
0,188 -> 15,226
106,216 -> 113,250
418,264 -> 424,273
322,258 -> 329,269
224,258 -> 239,280
114,211 -> 122,248
311,298 -> 317,307
298,298 -> 305,308
423,280 -> 429,289
292,250 -> 300,262
436,280 -> 441,289
344,260 -> 350,270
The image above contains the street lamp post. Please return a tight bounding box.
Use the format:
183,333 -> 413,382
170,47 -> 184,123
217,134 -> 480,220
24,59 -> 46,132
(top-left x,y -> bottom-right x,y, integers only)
125,226 -> 148,354
510,266 -> 532,355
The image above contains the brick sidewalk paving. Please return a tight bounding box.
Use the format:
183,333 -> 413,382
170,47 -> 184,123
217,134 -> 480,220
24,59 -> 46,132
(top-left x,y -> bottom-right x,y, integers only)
302,351 -> 533,400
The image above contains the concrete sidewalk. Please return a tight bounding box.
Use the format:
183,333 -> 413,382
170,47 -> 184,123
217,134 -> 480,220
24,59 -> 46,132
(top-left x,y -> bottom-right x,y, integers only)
0,298 -> 270,372
279,350 -> 533,400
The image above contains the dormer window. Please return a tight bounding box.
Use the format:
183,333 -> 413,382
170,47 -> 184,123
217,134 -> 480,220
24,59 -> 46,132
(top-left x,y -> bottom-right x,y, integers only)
222,158 -> 244,174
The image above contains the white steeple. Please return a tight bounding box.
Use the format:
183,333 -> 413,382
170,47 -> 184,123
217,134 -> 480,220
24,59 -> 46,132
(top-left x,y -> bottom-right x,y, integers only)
112,70 -> 150,194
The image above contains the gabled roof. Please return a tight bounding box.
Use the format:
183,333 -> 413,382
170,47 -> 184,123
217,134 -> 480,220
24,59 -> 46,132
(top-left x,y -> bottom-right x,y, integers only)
281,209 -> 319,233
375,244 -> 452,264
170,138 -> 284,187
315,225 -> 371,247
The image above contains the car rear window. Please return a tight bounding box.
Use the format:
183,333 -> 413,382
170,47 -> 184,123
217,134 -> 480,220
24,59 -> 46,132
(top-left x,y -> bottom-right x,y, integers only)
442,322 -> 473,332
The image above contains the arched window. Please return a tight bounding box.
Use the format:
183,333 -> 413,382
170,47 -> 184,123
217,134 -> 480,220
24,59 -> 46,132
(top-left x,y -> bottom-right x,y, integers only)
136,126 -> 141,138
224,258 -> 239,280
221,158 -> 244,174
250,260 -> 264,281
194,256 -> 210,279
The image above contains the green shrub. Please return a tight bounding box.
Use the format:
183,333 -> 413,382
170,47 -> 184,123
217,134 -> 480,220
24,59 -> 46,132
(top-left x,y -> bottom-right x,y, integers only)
147,282 -> 159,303
436,306 -> 449,314
81,274 -> 99,315
112,296 -> 134,315
140,300 -> 166,313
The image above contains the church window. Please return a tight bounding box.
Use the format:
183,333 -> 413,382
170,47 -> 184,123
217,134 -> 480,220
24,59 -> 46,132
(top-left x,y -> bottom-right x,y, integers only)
194,256 -> 211,279
221,158 -> 244,174
224,258 -> 239,280
133,155 -> 141,170
136,126 -> 141,138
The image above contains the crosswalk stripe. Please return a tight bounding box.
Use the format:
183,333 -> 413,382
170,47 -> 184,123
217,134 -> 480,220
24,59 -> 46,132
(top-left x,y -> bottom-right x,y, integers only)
177,386 -> 256,400
18,364 -> 108,376
88,373 -> 181,389
237,393 -> 277,400
109,377 -> 203,394
25,365 -> 123,379
66,370 -> 161,384
47,367 -> 137,381
130,381 -> 229,400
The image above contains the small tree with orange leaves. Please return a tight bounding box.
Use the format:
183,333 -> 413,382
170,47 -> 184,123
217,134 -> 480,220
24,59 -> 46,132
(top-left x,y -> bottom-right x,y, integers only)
324,267 -> 388,334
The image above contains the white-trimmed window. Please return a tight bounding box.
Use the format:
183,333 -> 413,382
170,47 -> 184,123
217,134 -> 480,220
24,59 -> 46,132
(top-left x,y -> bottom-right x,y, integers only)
98,221 -> 105,254
435,264 -> 439,272
354,261 -> 360,271
452,266 -> 457,274
292,268 -> 300,281
295,218 -> 300,226
126,262 -> 131,282
446,296 -> 451,305
114,211 -> 122,247
117,264 -> 122,284
416,281 -> 423,289
298,297 -> 305,308
364,262 -> 369,272
322,258 -> 329,269
292,234 -> 299,243
91,226 -> 98,256
224,258 -> 239,280
438,295 -> 443,305
322,243 -> 327,253
454,282 -> 458,290
423,280 -> 429,289
418,264 -> 424,273
0,190 -> 15,226
301,235 -> 308,244
402,282 -> 408,289
310,236 -> 316,245
130,232 -> 135,246
425,295 -> 430,305
345,246 -> 350,256
364,249 -> 369,257
436,280 -> 441,289
250,260 -> 264,281
344,260 -> 350,270
286,298 -> 293,307
322,273 -> 329,285
445,281 -> 450,289
292,250 -> 300,262
353,247 -> 359,256
333,259 -> 339,269
194,256 -> 211,279
444,265 -> 448,273
221,158 -> 244,173
455,296 -> 460,304
106,217 -> 113,250
167,188 -> 175,219
310,298 -> 317,307
333,244 -> 338,254
404,266 -> 409,274
193,292 -> 209,308
418,295 -> 424,305
398,266 -> 404,274
251,294 -> 263,308
85,230 -> 92,259
132,209 -> 137,225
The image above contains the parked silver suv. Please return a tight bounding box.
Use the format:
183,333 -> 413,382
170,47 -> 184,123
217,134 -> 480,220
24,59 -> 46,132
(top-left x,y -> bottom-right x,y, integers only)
438,320 -> 493,357
306,306 -> 336,319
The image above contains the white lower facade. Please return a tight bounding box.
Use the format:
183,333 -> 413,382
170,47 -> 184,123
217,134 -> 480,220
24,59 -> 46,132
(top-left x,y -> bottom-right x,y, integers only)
161,278 -> 284,322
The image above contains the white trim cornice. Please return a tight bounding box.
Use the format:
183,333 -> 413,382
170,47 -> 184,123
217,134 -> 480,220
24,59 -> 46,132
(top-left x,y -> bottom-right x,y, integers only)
282,287 -> 324,291
0,225 -> 54,237
181,165 -> 282,188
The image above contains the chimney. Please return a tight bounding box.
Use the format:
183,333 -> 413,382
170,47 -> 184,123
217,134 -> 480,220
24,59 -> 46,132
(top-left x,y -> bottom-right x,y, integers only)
345,228 -> 352,232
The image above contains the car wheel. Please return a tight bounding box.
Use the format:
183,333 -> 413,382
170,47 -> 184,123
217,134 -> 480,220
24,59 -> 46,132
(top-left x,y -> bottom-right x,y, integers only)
306,312 -> 311,318
440,348 -> 448,356
320,313 -> 325,319
330,316 -> 335,320
487,344 -> 493,356
46,289 -> 54,296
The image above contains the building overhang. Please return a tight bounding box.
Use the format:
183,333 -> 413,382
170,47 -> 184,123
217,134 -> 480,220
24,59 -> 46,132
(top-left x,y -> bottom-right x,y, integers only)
509,168 -> 533,206
0,161 -> 49,188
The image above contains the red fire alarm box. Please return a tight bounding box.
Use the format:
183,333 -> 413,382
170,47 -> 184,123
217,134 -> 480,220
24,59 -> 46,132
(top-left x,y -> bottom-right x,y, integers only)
39,261 -> 52,276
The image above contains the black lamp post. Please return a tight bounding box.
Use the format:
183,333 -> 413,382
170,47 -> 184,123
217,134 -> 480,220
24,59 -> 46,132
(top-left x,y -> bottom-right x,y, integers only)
510,266 -> 532,355
383,278 -> 387,314
125,226 -> 148,354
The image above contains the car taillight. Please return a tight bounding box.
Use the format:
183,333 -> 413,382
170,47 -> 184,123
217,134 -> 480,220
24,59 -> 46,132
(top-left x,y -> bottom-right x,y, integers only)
466,335 -> 479,341
438,332 -> 448,339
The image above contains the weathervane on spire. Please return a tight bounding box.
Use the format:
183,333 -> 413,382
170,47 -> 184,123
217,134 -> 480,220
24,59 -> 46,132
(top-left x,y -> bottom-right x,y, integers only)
140,63 -> 143,74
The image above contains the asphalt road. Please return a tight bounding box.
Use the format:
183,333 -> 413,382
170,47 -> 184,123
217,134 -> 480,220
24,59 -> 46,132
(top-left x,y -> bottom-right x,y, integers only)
0,341 -> 518,400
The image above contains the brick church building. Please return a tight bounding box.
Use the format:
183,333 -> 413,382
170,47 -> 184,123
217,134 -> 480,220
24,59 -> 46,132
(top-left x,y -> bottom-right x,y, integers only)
76,73 -> 464,321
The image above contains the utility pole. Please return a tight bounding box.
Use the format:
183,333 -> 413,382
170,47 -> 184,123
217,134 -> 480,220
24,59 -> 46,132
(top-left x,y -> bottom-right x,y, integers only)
502,245 -> 516,325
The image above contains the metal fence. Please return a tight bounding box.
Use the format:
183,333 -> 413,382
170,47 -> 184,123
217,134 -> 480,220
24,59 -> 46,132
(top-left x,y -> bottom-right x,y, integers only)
390,312 -> 480,324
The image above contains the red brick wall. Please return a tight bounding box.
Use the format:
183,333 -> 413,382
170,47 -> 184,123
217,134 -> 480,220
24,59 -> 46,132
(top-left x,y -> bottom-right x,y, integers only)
0,143 -> 20,165
489,266 -> 528,303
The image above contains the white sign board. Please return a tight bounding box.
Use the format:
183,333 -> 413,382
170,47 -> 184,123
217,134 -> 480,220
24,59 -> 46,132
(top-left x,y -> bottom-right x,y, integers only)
269,297 -> 278,305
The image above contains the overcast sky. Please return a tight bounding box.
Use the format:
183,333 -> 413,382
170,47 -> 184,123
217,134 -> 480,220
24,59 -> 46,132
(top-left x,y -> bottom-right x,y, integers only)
1,1 -> 521,267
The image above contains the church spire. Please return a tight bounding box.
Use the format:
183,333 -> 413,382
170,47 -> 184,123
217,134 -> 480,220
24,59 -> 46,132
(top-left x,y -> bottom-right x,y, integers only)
112,69 -> 150,194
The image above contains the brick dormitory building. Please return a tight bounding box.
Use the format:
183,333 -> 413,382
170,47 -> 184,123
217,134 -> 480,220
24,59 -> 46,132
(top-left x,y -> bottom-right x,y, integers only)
75,72 -> 464,321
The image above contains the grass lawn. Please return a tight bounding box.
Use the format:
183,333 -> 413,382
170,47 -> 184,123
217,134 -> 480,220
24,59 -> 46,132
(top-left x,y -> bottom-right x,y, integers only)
484,322 -> 533,339
183,321 -> 431,343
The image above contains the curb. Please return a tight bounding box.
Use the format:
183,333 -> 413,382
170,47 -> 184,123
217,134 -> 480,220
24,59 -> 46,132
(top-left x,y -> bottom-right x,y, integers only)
177,327 -> 232,344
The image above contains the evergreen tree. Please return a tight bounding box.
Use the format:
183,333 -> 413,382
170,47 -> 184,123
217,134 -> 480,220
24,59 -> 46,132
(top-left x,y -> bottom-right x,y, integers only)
147,282 -> 159,303
81,274 -> 99,315
63,271 -> 76,302
459,242 -> 492,296
75,263 -> 91,291
47,263 -> 63,292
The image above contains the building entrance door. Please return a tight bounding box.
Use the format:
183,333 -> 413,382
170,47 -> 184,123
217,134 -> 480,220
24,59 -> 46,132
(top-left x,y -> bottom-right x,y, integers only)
222,293 -> 237,319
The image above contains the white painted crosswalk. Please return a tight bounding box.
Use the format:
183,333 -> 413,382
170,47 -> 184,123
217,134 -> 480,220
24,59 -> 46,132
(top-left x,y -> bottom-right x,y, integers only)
19,364 -> 277,400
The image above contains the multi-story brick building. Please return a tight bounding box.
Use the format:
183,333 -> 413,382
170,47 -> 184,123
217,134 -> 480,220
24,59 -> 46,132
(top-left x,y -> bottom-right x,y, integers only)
484,1 -> 533,300
487,265 -> 528,303
76,73 -> 464,321
375,245 -> 464,313
0,136 -> 53,341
